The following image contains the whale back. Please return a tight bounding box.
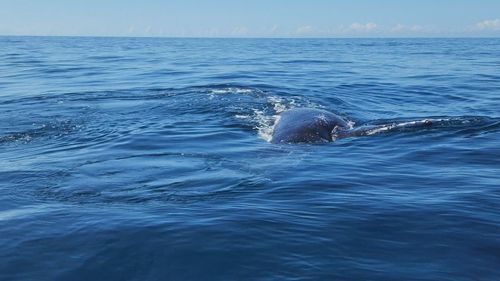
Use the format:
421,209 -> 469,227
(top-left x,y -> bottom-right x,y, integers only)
271,108 -> 348,144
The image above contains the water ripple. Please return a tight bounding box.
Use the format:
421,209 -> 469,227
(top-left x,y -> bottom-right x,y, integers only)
1,37 -> 499,281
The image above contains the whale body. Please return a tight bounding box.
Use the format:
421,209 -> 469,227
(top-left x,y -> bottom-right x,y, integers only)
271,108 -> 349,144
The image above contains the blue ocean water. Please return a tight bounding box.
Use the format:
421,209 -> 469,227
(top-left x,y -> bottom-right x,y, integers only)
0,36 -> 499,281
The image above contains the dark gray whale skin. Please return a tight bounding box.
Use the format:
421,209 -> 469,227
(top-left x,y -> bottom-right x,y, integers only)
271,108 -> 349,144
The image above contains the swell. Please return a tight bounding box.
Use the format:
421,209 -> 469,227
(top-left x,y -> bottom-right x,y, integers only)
34,151 -> 269,205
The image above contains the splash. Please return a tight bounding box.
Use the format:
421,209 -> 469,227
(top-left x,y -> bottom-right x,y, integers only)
267,96 -> 288,113
257,96 -> 294,142
234,95 -> 291,142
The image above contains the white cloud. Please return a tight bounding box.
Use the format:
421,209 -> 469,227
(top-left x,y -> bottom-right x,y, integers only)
475,19 -> 500,30
206,28 -> 220,37
269,25 -> 279,34
295,25 -> 314,35
231,26 -> 249,36
349,22 -> 378,32
391,24 -> 423,33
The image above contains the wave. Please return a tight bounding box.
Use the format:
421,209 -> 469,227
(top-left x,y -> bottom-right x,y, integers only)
3,83 -> 497,147
0,120 -> 83,145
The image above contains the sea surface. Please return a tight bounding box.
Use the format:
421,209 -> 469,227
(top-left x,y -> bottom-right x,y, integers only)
1,36 -> 499,281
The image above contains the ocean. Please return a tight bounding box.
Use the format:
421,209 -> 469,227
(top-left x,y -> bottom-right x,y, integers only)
0,36 -> 499,281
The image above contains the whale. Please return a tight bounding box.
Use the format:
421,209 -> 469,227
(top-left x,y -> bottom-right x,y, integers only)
271,108 -> 350,144
270,107 -> 439,144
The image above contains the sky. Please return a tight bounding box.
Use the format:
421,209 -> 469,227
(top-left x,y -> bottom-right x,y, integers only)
0,0 -> 499,37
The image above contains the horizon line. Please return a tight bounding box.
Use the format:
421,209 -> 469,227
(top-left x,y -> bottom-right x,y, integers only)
2,34 -> 500,40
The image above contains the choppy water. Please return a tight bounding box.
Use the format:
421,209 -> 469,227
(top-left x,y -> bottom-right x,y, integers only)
1,36 -> 499,281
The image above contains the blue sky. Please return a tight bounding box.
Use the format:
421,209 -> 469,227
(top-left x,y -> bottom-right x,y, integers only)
1,0 -> 499,37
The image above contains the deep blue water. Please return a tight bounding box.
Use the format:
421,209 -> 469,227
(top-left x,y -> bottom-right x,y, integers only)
1,36 -> 499,281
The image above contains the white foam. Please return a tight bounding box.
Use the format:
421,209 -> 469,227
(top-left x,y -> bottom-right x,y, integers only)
258,95 -> 299,142
210,87 -> 254,95
267,96 -> 287,113
364,118 -> 451,136
255,109 -> 279,142
346,120 -> 356,130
